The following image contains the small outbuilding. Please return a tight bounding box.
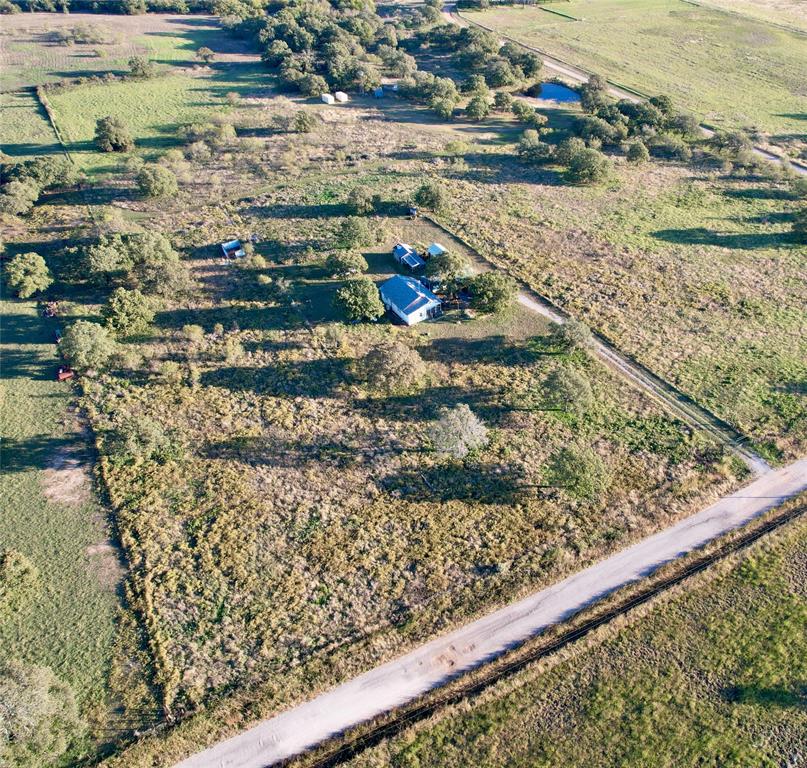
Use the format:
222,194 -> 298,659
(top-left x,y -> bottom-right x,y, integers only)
334,91 -> 349,103
426,242 -> 447,259
392,242 -> 426,270
379,274 -> 442,326
321,93 -> 335,104
221,239 -> 245,258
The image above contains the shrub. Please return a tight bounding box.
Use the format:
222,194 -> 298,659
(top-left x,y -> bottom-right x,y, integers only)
564,147 -> 610,185
546,443 -> 610,500
512,100 -> 548,131
347,186 -> 376,215
293,110 -> 318,133
106,415 -> 183,464
60,320 -> 116,371
95,116 -> 134,153
336,217 -> 373,249
0,549 -> 39,617
470,272 -> 518,314
543,364 -> 594,414
493,90 -> 513,112
549,319 -> 593,351
414,181 -> 448,212
649,133 -> 692,162
0,179 -> 40,215
325,250 -> 368,277
4,252 -> 52,298
626,140 -> 650,164
431,97 -> 456,120
102,287 -> 155,337
517,129 -> 553,165
128,55 -> 155,78
196,46 -> 215,64
136,164 -> 178,198
0,660 -> 84,768
554,137 -> 586,166
466,95 -> 490,121
334,277 -> 385,322
361,341 -> 427,394
432,403 -> 488,459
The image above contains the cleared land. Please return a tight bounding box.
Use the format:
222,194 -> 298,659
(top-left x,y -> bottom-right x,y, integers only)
342,507 -> 807,768
464,0 -> 807,156
0,295 -> 156,763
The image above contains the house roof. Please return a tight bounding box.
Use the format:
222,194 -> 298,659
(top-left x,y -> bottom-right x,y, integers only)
401,252 -> 426,270
393,242 -> 414,258
427,242 -> 447,258
380,275 -> 441,317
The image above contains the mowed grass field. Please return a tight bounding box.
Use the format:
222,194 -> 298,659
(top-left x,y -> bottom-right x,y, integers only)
345,508 -> 807,768
464,0 -> 807,152
0,89 -> 62,157
0,296 -> 122,754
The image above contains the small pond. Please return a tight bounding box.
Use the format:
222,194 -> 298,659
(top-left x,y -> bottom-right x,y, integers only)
536,83 -> 581,102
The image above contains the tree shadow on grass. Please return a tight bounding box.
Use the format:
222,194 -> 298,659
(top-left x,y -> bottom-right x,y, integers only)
153,303 -> 304,334
652,227 -> 798,249
722,684 -> 806,709
381,459 -> 532,505
2,435 -> 75,473
199,357 -> 353,398
421,334 -> 538,368
357,384 -> 505,426
722,187 -> 796,202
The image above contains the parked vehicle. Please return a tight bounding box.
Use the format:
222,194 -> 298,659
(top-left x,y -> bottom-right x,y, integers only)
56,366 -> 75,382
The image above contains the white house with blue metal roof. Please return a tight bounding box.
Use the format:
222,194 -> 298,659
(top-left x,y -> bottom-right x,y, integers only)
379,275 -> 442,326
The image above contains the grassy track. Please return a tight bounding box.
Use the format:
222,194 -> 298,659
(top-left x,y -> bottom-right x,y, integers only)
0,89 -> 62,157
465,0 -> 807,151
0,297 -> 121,738
344,511 -> 807,767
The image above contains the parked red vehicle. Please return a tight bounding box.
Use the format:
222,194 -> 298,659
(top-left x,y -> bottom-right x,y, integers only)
56,366 -> 75,382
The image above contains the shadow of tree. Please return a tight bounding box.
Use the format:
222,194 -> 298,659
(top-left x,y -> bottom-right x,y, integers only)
721,684 -> 806,709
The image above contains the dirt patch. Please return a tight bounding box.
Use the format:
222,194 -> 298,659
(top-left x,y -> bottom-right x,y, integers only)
42,444 -> 91,505
86,539 -> 125,591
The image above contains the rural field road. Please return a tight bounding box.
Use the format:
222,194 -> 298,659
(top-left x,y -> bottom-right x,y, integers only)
514,293 -> 771,476
175,459 -> 807,768
443,4 -> 807,175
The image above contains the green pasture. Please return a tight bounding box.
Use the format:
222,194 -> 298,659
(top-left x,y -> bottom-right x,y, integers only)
466,0 -> 807,147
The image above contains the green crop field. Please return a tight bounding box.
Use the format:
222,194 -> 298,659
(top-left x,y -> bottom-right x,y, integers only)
464,0 -> 807,155
344,508 -> 807,768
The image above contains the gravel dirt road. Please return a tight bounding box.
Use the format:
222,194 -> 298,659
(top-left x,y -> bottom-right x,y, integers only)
175,459 -> 807,768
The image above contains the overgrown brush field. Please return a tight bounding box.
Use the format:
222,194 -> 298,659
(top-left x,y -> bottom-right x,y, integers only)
434,160 -> 806,460
343,508 -> 807,768
88,202 -> 740,721
464,0 -> 807,155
